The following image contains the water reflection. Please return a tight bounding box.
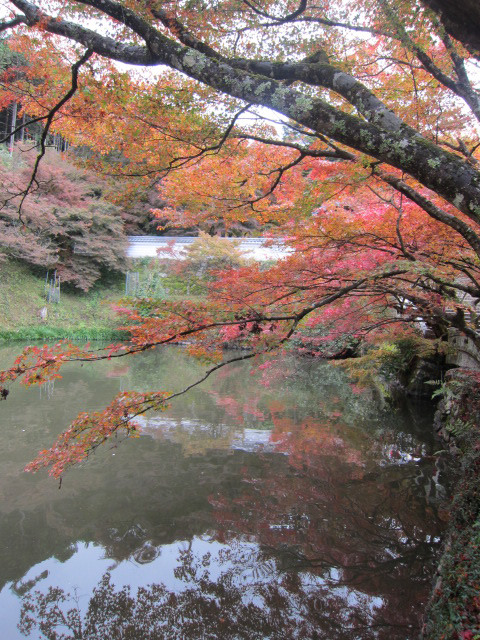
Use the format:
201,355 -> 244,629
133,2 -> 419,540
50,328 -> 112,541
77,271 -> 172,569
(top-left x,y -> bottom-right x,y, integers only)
15,542 -> 406,639
0,345 -> 451,638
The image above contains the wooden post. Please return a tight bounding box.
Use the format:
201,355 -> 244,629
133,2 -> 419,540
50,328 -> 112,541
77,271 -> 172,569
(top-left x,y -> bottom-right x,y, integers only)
8,101 -> 17,154
19,112 -> 25,143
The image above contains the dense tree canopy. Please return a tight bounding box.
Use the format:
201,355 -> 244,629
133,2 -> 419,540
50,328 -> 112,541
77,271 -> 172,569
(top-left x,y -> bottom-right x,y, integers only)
0,147 -> 128,289
1,0 -> 480,475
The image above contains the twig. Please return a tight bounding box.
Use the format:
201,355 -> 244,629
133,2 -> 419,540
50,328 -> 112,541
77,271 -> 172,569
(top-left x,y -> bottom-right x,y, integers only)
16,48 -> 93,223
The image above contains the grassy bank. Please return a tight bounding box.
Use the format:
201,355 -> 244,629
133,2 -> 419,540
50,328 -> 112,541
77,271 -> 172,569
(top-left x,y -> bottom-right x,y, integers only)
0,260 -> 126,341
0,326 -> 125,342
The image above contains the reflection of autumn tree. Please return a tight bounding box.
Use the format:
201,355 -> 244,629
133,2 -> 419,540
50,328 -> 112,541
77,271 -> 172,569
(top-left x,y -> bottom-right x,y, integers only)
260,357 -> 437,439
10,431 -> 449,639
208,415 -> 449,637
19,545 -> 420,640
0,345 -> 451,638
143,417 -> 239,456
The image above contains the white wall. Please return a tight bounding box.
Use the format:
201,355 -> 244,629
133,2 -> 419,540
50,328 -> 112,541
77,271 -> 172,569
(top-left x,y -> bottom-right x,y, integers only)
126,236 -> 291,262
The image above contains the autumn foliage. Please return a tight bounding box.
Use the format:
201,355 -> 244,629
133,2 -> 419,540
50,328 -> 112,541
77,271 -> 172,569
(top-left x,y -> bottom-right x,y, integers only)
0,147 -> 128,289
0,0 -> 480,483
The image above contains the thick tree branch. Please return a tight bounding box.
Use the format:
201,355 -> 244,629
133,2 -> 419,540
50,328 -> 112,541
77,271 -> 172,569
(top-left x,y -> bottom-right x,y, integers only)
421,0 -> 480,58
9,0 -> 157,65
0,15 -> 25,32
149,5 -> 223,61
133,6 -> 408,135
7,0 -> 480,225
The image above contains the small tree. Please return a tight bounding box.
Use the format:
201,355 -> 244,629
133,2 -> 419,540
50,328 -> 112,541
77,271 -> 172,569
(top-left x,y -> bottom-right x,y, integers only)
180,232 -> 250,282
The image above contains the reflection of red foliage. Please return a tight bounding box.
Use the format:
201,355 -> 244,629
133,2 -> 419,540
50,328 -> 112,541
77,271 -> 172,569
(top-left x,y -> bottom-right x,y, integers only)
208,391 -> 243,422
105,365 -> 131,378
207,416 -> 448,637
243,405 -> 265,420
270,414 -> 366,473
208,390 -> 265,422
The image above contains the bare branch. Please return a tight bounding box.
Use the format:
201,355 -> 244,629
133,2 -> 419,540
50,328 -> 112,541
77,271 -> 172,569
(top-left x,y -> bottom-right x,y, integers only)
374,168 -> 480,258
241,0 -> 307,24
0,113 -> 50,145
235,133 -> 355,160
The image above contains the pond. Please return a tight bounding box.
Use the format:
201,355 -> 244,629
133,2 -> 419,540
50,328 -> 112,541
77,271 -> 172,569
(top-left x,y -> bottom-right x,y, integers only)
0,344 -> 451,639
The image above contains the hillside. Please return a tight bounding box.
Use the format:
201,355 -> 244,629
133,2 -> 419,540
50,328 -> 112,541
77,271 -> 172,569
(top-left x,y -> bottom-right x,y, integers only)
0,260 -> 125,341
0,146 -> 132,292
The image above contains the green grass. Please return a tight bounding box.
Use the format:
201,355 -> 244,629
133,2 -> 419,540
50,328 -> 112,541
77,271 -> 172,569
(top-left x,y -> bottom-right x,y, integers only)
0,259 -> 126,340
0,326 -> 126,342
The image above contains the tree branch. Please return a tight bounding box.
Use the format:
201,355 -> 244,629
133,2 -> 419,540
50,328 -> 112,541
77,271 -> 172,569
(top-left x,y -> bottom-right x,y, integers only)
16,48 -> 93,222
375,168 -> 480,258
378,0 -> 480,122
0,15 -> 25,32
7,0 -> 480,225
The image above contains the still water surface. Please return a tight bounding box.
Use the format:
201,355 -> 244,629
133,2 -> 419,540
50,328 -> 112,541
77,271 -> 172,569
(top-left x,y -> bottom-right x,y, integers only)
0,345 -> 451,639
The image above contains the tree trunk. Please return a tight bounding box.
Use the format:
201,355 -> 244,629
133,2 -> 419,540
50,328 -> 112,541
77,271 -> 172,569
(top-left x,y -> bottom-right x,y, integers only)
421,0 -> 480,57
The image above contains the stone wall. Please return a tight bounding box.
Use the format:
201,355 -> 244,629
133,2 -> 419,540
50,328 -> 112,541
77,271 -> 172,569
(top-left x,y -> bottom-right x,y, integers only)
422,369 -> 480,639
446,329 -> 480,371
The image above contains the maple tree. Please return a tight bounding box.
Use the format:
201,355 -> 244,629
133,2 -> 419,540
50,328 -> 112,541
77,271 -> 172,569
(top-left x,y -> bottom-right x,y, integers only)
0,0 -> 480,475
0,147 -> 128,289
